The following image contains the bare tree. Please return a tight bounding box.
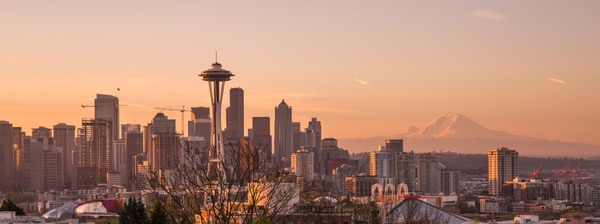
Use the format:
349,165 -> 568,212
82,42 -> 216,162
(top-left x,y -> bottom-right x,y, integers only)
133,139 -> 299,224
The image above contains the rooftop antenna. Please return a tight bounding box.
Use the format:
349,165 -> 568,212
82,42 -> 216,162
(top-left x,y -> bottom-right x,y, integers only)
215,51 -> 218,63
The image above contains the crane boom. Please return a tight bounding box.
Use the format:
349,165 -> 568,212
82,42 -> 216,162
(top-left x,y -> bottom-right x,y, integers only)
154,106 -> 189,136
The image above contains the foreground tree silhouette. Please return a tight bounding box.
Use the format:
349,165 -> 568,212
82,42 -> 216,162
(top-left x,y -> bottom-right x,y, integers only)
0,199 -> 25,216
149,202 -> 170,224
134,139 -> 299,224
119,197 -> 148,224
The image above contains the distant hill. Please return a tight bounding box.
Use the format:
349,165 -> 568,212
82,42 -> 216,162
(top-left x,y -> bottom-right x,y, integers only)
434,152 -> 600,176
350,151 -> 600,177
339,112 -> 600,157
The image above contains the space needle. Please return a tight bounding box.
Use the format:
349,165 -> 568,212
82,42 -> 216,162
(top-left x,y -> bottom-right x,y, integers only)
199,57 -> 234,179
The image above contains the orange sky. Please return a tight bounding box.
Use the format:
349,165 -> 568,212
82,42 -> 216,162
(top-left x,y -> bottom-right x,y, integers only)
1,1 -> 599,147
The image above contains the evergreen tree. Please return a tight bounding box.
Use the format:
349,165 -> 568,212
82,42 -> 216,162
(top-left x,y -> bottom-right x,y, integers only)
0,199 -> 25,216
119,197 -> 148,224
149,202 -> 170,224
135,198 -> 149,224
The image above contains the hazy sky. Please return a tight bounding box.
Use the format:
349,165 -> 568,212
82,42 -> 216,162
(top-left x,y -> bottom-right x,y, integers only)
1,1 -> 599,146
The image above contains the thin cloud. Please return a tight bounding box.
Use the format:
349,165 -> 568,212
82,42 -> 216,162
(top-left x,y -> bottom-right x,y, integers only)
468,10 -> 507,21
547,77 -> 567,84
355,78 -> 378,92
355,78 -> 369,85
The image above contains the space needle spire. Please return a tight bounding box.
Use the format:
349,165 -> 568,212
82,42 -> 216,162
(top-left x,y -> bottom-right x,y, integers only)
199,58 -> 234,180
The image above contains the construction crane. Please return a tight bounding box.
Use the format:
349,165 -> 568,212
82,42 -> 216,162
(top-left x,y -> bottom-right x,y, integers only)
556,160 -> 572,176
531,162 -> 543,179
81,104 -> 128,108
571,159 -> 582,175
155,106 -> 190,136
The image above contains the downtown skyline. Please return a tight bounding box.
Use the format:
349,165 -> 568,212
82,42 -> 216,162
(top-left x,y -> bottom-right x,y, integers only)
1,1 -> 599,149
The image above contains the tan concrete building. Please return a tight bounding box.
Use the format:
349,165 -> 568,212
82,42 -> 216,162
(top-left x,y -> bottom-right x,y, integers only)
488,147 -> 519,196
291,148 -> 314,181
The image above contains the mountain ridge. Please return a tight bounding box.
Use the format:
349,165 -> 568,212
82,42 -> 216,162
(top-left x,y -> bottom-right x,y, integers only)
338,112 -> 600,156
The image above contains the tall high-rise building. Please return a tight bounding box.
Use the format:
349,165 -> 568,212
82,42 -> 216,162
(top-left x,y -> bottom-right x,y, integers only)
53,123 -> 75,188
345,174 -> 378,197
32,126 -> 52,138
121,124 -> 141,140
113,139 -> 127,186
147,113 -> 179,171
125,131 -> 143,190
274,100 -> 292,168
320,138 -> 349,176
120,123 -> 142,186
188,107 -> 211,142
386,139 -> 403,154
488,147 -> 519,196
77,119 -> 112,189
370,146 -> 396,186
333,164 -> 354,194
251,117 -> 272,162
146,113 -> 177,167
291,148 -> 314,181
0,121 -> 14,192
306,118 -> 322,176
43,148 -> 64,191
395,151 -> 417,192
292,122 -> 304,153
417,153 -> 442,194
226,88 -> 244,141
441,170 -> 460,195
23,136 -> 48,192
95,94 -> 120,141
150,133 -> 180,171
12,127 -> 24,191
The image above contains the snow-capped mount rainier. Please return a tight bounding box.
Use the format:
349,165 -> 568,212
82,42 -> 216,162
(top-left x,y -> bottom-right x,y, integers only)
339,112 -> 600,157
403,112 -> 529,140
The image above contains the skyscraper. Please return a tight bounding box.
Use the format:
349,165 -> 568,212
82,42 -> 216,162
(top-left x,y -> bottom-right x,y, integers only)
0,121 -> 14,192
417,153 -> 442,194
121,124 -> 141,140
12,127 -> 24,191
43,148 -> 63,191
23,136 -> 49,192
125,131 -> 143,190
113,139 -> 127,185
147,113 -> 178,171
306,118 -> 322,176
53,123 -> 75,188
370,146 -> 395,186
274,100 -> 293,168
291,148 -> 314,181
252,117 -> 272,162
32,126 -> 52,138
188,107 -> 211,142
441,170 -> 460,195
395,151 -> 417,192
386,139 -> 403,154
488,147 -> 519,196
77,119 -> 112,189
292,122 -> 304,153
226,88 -> 244,141
150,133 -> 180,171
95,94 -> 120,141
320,138 -> 349,176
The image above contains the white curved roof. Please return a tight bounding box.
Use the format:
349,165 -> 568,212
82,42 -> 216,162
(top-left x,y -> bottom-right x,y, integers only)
313,196 -> 338,203
42,201 -> 77,219
75,202 -> 108,214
